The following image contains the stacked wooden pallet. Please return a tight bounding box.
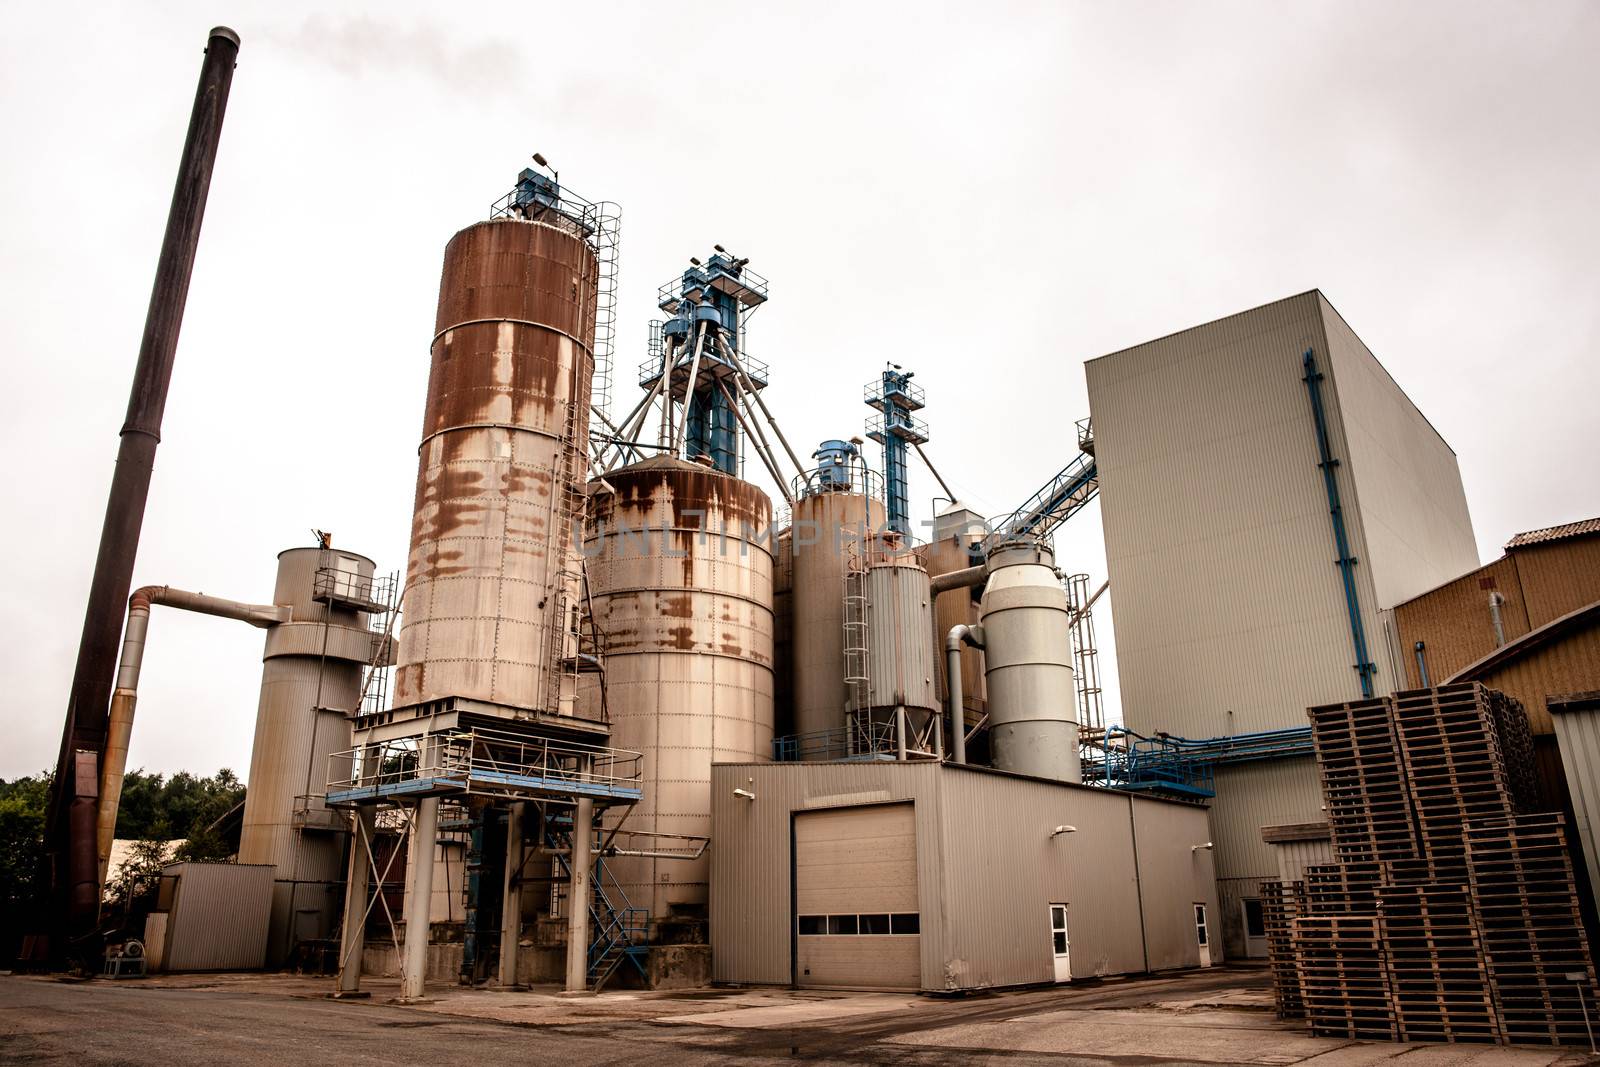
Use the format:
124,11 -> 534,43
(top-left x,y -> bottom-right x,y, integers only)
1301,862 -> 1381,915
1467,813 -> 1600,1046
1282,684 -> 1598,1047
1293,916 -> 1397,1040
1486,690 -> 1539,813
1260,880 -> 1304,1019
1391,684 -> 1514,865
1377,882 -> 1500,1043
1308,697 -> 1420,864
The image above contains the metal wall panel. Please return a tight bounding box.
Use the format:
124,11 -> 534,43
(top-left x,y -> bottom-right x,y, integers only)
1394,556 -> 1529,687
1512,538 -> 1600,630
1462,618 -> 1600,735
709,761 -> 939,987
1317,293 -> 1480,613
1206,757 -> 1324,957
1270,836 -> 1335,884
1550,699 -> 1600,928
1086,293 -> 1376,739
160,862 -> 275,971
709,761 -> 1214,990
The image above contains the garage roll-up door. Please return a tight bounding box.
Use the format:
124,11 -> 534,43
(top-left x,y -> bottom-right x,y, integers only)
794,803 -> 920,990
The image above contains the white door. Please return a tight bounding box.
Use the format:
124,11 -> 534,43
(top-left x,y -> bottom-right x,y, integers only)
794,803 -> 920,990
1194,902 -> 1212,968
1050,903 -> 1071,982
1241,898 -> 1269,959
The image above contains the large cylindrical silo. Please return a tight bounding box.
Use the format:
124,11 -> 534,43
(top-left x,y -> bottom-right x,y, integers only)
979,541 -> 1080,782
239,546 -> 377,962
791,490 -> 885,740
394,215 -> 598,714
864,556 -> 939,749
580,457 -> 774,922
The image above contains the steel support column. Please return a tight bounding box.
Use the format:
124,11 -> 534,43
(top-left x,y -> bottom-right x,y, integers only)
337,806 -> 375,994
498,801 -> 525,987
564,797 -> 594,993
401,798 -> 438,1000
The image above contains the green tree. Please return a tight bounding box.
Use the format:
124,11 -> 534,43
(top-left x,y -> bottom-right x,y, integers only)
0,772 -> 51,958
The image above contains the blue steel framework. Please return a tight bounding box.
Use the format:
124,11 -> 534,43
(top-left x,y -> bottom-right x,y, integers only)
1081,725 -> 1316,799
984,417 -> 1099,555
1301,348 -> 1378,698
639,253 -> 770,475
865,368 -> 929,534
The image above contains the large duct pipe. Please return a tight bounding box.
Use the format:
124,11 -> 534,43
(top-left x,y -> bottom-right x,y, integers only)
49,25 -> 240,946
95,585 -> 289,886
930,565 -> 985,598
1488,592 -> 1507,648
944,624 -> 984,765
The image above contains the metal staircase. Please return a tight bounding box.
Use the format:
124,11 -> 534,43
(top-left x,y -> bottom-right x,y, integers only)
544,818 -> 648,991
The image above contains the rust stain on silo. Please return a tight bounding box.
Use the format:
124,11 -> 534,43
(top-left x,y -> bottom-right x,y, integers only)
394,215 -> 599,711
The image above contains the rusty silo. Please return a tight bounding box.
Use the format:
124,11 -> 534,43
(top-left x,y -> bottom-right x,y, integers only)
791,443 -> 886,743
580,456 -> 774,922
393,208 -> 599,715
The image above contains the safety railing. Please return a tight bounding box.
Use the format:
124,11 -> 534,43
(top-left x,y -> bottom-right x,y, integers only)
325,728 -> 642,805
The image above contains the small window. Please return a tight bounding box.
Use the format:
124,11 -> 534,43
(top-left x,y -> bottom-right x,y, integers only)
797,915 -> 826,936
1243,899 -> 1266,939
1051,905 -> 1066,928
1194,903 -> 1209,946
891,913 -> 920,935
859,913 -> 891,935
828,914 -> 859,935
1053,931 -> 1067,954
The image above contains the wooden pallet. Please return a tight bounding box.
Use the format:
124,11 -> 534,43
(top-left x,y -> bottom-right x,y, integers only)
1261,880 -> 1305,1019
1466,814 -> 1600,1046
1293,915 -> 1397,1040
1377,883 -> 1501,1043
1309,698 -> 1420,863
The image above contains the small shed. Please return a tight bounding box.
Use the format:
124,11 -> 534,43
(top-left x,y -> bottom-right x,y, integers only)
146,862 -> 274,972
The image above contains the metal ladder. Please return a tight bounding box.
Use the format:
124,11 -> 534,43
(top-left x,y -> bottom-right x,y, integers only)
842,545 -> 873,755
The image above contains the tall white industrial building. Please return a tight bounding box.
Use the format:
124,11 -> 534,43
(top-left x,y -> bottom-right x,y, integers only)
1086,290 -> 1479,957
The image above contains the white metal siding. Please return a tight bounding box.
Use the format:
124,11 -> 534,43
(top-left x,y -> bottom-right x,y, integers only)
795,804 -> 920,990
1087,293 -> 1372,737
1550,703 -> 1600,927
160,863 -> 274,971
1270,836 -> 1336,884
1317,294 -> 1479,612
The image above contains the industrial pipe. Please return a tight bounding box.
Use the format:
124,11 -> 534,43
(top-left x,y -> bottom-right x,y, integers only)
49,24 -> 240,947
930,565 -> 985,597
1414,641 -> 1431,687
945,624 -> 984,765
95,585 -> 290,884
1488,592 -> 1507,648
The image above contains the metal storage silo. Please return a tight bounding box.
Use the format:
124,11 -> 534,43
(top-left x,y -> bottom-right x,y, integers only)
979,540 -> 1081,782
791,484 -> 886,742
859,555 -> 939,754
393,212 -> 598,715
580,456 -> 774,921
239,546 -> 380,961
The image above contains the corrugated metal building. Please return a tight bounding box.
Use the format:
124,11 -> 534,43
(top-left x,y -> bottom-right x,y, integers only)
1396,517 -> 1600,731
710,761 -> 1218,992
147,862 -> 275,972
1085,291 -> 1479,958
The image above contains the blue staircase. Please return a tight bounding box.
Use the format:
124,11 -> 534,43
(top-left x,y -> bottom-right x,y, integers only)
545,820 -> 649,991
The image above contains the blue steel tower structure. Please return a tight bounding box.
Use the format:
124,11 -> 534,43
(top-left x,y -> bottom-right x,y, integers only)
640,252 -> 770,475
865,366 -> 929,534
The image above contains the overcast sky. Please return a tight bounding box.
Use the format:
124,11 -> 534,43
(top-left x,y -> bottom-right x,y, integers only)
2,1 -> 1596,782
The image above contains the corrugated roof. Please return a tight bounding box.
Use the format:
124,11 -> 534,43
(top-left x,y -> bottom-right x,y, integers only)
1506,517 -> 1600,549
